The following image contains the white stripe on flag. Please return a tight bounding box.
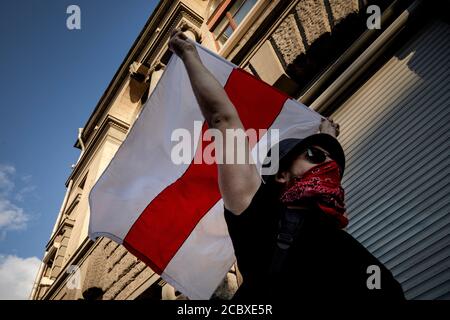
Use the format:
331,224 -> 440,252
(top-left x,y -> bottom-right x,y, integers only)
88,45 -> 235,243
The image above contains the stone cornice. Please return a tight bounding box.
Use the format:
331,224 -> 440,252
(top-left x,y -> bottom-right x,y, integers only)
46,217 -> 75,250
64,194 -> 81,217
66,115 -> 129,187
143,2 -> 204,65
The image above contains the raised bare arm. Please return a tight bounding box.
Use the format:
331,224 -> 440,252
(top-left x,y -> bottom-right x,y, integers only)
169,29 -> 260,214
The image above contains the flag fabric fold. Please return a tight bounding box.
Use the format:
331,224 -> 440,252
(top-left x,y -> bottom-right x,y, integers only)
88,43 -> 322,299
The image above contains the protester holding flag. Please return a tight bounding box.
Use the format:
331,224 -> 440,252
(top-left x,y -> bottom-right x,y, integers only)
168,29 -> 405,300
89,27 -> 404,300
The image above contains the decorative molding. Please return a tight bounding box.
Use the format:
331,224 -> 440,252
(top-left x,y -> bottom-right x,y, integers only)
43,245 -> 57,264
66,115 -> 129,186
143,2 -> 204,65
129,61 -> 150,83
150,60 -> 166,73
180,21 -> 202,42
64,194 -> 81,217
40,277 -> 55,287
46,217 -> 75,251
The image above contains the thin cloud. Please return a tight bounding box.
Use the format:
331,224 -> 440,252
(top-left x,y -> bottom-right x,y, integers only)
0,199 -> 28,232
15,185 -> 37,202
20,175 -> 32,184
0,165 -> 15,194
0,165 -> 32,238
0,254 -> 41,299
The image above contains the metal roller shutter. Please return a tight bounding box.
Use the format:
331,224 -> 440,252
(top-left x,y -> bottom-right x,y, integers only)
332,20 -> 450,300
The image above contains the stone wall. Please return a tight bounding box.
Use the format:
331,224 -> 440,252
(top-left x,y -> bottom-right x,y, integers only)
80,237 -> 238,300
79,238 -> 150,299
268,0 -> 392,89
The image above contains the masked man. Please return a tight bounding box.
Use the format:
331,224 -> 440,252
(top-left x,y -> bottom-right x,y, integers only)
169,29 -> 405,301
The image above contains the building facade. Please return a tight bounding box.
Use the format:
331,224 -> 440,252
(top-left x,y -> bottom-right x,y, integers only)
31,0 -> 449,300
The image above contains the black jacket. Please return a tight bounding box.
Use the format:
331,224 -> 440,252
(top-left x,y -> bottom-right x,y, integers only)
224,183 -> 405,301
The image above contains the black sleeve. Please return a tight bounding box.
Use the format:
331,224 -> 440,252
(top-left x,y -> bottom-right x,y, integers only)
223,185 -> 268,278
224,184 -> 265,240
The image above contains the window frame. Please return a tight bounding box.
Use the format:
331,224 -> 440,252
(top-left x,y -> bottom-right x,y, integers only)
208,0 -> 255,51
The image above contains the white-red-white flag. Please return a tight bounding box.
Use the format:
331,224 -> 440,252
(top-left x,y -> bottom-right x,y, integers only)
88,43 -> 322,299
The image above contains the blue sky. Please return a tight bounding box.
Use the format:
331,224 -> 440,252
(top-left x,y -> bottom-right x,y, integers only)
0,0 -> 158,299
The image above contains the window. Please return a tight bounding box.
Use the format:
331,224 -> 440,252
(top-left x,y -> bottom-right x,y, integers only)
208,0 -> 223,17
209,0 -> 257,50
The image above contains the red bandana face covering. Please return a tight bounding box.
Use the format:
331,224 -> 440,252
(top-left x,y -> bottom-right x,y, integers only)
279,160 -> 348,229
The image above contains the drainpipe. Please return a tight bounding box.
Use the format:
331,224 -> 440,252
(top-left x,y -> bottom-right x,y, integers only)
76,127 -> 85,163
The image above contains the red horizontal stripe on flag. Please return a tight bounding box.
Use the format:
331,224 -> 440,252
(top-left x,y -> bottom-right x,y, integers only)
123,68 -> 288,273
